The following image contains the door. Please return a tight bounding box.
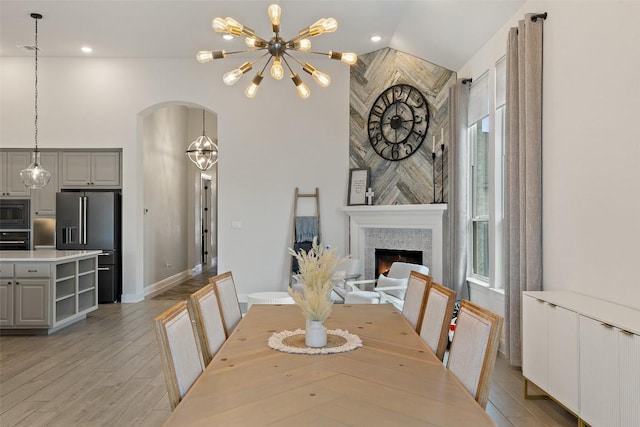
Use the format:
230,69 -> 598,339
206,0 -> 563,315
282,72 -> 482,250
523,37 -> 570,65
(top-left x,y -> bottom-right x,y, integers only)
84,192 -> 116,250
56,192 -> 83,249
579,315 -> 620,427
0,281 -> 14,326
97,263 -> 116,303
522,295 -> 548,391
201,177 -> 211,265
15,279 -> 50,326
33,152 -> 59,216
7,152 -> 31,197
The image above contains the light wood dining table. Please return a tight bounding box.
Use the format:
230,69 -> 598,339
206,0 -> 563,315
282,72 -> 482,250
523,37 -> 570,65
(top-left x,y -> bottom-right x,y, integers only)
163,303 -> 496,426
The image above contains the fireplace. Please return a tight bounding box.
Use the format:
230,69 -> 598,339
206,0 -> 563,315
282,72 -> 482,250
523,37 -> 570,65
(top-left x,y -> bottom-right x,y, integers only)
375,249 -> 423,277
341,204 -> 447,283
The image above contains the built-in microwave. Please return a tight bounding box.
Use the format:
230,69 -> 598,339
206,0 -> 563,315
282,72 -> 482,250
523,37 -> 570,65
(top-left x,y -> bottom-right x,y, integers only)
0,199 -> 31,230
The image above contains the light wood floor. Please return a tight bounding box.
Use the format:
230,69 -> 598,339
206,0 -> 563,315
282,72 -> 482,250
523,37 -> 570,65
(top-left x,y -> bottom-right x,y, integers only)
1,273 -> 577,427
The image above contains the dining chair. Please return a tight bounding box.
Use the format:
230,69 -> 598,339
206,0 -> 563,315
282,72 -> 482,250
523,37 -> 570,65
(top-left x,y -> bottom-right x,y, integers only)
419,282 -> 457,361
446,300 -> 503,409
154,300 -> 205,410
188,284 -> 227,366
210,271 -> 242,337
400,271 -> 432,333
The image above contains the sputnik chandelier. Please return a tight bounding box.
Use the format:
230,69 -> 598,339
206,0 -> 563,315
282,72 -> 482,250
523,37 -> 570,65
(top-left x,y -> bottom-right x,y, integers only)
196,3 -> 357,99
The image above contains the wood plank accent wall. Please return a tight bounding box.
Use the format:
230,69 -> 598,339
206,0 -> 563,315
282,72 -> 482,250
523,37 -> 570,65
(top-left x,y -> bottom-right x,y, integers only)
350,48 -> 455,205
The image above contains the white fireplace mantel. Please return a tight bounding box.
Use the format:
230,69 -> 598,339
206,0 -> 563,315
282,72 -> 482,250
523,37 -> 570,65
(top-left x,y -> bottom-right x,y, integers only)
341,204 -> 447,283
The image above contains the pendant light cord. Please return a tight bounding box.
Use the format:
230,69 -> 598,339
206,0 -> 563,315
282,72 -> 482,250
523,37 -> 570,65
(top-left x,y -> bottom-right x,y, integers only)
201,109 -> 205,136
34,14 -> 39,152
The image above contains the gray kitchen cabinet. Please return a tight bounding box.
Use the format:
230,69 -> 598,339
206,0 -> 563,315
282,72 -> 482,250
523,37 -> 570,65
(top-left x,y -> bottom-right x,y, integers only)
0,262 -> 51,327
15,279 -> 50,326
0,280 -> 14,326
32,152 -> 59,216
0,151 -> 31,197
61,151 -> 120,187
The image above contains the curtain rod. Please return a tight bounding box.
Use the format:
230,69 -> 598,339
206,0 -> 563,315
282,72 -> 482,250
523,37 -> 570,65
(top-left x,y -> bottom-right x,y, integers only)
531,12 -> 547,22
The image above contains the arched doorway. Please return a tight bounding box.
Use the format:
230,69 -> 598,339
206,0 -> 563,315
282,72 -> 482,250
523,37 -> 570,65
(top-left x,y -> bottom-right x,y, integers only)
139,103 -> 218,294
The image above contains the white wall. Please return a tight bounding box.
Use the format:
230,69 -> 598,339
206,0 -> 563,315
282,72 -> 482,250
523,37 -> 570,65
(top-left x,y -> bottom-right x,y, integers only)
459,1 -> 640,310
142,105 -> 189,287
0,57 -> 350,301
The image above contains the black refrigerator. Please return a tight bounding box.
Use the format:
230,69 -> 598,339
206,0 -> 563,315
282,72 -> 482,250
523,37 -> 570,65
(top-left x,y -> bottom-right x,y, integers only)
56,190 -> 122,303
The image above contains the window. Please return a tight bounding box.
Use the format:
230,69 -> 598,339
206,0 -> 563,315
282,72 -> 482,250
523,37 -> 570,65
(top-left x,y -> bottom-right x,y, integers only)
468,73 -> 490,281
470,117 -> 490,279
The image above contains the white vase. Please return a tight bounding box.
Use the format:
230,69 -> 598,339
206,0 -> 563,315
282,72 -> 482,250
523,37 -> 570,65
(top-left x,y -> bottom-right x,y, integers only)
305,319 -> 327,347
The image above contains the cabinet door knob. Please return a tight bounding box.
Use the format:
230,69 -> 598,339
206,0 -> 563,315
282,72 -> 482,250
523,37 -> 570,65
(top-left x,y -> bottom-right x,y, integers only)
600,323 -> 614,329
15,282 -> 19,285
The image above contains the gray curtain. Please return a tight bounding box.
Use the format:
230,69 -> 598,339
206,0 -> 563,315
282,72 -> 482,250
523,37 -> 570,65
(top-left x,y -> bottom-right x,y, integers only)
504,14 -> 544,367
446,80 -> 470,299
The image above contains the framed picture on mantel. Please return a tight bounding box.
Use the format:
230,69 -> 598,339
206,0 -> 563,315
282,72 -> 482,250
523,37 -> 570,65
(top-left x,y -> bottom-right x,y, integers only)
348,168 -> 370,206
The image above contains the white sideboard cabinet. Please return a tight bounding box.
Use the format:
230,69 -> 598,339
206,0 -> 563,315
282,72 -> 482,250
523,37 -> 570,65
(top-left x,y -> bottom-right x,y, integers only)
522,291 -> 640,427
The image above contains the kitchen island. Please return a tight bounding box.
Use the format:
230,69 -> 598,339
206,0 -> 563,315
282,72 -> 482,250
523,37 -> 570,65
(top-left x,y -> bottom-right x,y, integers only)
0,250 -> 102,334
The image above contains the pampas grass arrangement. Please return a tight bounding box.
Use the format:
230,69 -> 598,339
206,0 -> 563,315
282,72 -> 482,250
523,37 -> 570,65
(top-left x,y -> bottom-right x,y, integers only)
288,237 -> 346,321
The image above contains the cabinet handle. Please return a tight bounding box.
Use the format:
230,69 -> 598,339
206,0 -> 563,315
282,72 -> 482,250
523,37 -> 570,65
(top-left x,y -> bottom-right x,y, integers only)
620,330 -> 634,336
547,303 -> 557,308
601,323 -> 614,329
97,267 -> 110,271
536,298 -> 544,303
27,269 -> 38,273
15,281 -> 19,285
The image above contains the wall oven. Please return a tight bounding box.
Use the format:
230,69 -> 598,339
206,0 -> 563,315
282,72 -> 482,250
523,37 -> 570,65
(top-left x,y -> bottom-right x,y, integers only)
0,231 -> 30,250
0,199 -> 30,230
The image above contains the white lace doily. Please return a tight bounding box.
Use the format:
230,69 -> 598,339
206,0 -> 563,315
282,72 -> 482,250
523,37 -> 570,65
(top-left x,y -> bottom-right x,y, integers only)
268,329 -> 363,354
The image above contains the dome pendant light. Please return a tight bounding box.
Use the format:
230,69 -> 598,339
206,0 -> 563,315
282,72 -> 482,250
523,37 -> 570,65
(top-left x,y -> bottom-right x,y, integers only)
186,109 -> 218,171
20,13 -> 51,189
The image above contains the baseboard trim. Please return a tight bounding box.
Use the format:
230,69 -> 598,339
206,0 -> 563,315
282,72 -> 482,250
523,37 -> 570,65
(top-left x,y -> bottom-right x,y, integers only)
144,270 -> 191,299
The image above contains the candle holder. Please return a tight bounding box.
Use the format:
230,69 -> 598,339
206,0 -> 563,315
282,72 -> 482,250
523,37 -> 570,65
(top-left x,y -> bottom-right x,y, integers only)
431,151 -> 437,203
440,142 -> 445,203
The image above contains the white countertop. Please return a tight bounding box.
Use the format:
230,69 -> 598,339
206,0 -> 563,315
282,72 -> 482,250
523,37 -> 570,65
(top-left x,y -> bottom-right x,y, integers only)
0,250 -> 103,262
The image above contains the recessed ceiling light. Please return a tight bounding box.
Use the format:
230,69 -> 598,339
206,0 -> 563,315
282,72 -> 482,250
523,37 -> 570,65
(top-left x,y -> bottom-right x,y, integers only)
222,34 -> 234,41
370,35 -> 382,42
81,46 -> 93,53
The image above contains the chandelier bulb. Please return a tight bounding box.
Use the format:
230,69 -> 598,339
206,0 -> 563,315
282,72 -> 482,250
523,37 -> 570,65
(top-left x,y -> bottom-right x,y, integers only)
329,51 -> 358,65
223,61 -> 252,85
196,51 -> 213,63
291,73 -> 310,99
298,39 -> 311,52
212,17 -> 228,33
312,70 -> 331,87
246,37 -> 256,48
223,68 -> 243,85
303,63 -> 330,87
271,57 -> 284,80
245,73 -> 264,98
322,18 -> 338,33
268,4 -> 281,26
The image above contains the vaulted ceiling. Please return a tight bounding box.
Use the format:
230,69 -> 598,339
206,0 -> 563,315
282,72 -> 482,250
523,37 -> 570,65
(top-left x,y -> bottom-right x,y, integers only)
0,1 -> 524,71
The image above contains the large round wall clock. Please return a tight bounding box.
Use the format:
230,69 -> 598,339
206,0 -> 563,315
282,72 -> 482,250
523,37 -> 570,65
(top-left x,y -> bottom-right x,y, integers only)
367,83 -> 430,161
